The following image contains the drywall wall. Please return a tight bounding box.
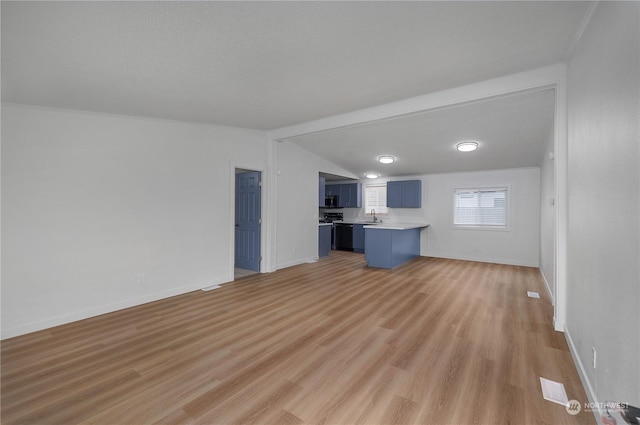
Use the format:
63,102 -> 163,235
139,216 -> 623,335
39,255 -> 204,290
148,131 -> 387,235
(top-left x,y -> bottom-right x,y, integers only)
426,168 -> 541,267
540,129 -> 555,301
566,1 -> 640,409
333,168 -> 541,267
1,104 -> 267,338
274,140 -> 357,269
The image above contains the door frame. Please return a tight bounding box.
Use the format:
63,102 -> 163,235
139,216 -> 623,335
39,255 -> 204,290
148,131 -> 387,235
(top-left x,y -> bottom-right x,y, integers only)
229,162 -> 267,279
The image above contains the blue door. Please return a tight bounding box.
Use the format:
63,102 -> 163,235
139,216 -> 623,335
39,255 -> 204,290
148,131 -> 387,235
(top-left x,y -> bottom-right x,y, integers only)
235,171 -> 261,271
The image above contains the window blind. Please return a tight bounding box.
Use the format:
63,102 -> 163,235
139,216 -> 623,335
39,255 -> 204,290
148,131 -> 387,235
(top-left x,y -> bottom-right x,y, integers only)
454,187 -> 507,227
365,184 -> 388,214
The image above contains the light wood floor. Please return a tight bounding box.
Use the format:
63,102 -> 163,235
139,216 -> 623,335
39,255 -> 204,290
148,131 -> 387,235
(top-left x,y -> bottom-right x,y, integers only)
1,252 -> 595,425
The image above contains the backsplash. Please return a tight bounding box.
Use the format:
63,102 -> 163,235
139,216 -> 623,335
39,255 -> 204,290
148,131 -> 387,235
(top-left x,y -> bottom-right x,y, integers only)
320,205 -> 427,223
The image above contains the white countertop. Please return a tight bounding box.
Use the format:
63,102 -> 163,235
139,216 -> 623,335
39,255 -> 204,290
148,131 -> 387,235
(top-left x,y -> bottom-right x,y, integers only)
318,222 -> 333,227
332,220 -> 379,225
331,220 -> 429,230
363,223 -> 430,230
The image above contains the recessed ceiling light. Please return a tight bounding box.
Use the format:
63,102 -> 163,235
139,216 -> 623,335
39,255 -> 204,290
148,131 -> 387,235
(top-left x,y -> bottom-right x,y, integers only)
378,155 -> 395,164
365,172 -> 379,179
456,141 -> 478,152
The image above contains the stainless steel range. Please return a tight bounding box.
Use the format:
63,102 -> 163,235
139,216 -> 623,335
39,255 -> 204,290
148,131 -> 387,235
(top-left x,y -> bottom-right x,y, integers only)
321,212 -> 343,223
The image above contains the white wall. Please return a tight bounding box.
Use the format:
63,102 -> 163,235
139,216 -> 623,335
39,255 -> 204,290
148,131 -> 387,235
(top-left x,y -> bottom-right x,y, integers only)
426,168 -> 541,267
565,1 -> 640,410
335,168 -> 541,267
539,129 -> 555,301
1,104 -> 268,338
274,141 -> 357,269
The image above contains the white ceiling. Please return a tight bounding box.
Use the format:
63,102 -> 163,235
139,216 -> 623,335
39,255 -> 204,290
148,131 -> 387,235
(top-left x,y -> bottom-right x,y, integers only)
2,1 -> 591,177
286,88 -> 556,178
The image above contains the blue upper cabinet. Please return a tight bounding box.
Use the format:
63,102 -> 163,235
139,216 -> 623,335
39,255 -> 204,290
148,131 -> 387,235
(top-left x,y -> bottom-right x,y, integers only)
325,184 -> 338,197
341,183 -> 362,208
319,176 -> 326,207
387,180 -> 422,208
401,180 -> 421,208
325,183 -> 362,208
386,181 -> 403,208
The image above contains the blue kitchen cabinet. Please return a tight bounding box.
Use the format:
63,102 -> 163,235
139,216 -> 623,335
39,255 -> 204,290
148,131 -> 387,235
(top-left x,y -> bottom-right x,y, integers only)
319,176 -> 326,207
326,183 -> 362,208
364,227 -> 422,269
350,183 -> 363,208
340,183 -> 362,208
338,185 -> 350,207
401,180 -> 421,208
353,224 -> 365,253
387,180 -> 422,208
318,225 -> 332,257
386,181 -> 403,208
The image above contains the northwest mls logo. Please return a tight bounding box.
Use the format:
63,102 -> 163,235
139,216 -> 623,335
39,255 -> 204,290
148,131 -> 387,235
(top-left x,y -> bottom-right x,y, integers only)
566,399 -> 582,415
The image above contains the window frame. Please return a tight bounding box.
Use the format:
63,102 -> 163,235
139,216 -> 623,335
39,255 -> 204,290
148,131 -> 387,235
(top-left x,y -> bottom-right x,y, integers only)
364,183 -> 389,216
452,186 -> 510,231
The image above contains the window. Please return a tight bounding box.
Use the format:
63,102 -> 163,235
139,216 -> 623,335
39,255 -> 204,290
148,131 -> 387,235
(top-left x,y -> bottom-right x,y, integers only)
453,187 -> 509,229
365,183 -> 388,215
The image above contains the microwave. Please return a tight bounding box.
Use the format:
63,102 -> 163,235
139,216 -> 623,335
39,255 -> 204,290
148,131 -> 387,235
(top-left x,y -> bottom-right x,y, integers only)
324,195 -> 340,208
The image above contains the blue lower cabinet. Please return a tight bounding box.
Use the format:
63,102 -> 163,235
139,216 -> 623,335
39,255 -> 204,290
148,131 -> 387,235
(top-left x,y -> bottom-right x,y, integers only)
353,224 -> 365,253
319,225 -> 332,257
365,228 -> 421,269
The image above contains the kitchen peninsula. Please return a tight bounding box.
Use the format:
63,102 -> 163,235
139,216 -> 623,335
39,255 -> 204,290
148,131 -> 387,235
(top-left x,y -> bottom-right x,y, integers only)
364,223 -> 429,269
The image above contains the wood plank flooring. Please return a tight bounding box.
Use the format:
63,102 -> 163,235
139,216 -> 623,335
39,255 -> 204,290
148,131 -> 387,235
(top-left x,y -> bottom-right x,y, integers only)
1,252 -> 595,424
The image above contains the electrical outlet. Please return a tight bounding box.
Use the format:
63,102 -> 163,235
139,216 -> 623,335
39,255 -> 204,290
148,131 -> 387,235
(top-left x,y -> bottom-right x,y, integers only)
592,346 -> 597,369
138,273 -> 145,285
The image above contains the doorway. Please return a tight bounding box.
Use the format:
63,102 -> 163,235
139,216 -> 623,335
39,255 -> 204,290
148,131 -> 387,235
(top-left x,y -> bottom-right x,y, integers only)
234,170 -> 262,277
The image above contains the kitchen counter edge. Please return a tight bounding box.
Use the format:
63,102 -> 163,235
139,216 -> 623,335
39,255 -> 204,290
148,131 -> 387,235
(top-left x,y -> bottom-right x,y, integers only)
363,223 -> 430,230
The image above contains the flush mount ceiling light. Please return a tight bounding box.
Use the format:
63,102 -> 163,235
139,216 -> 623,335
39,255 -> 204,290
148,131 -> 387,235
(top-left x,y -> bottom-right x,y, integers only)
378,155 -> 395,164
365,172 -> 379,179
456,141 -> 479,152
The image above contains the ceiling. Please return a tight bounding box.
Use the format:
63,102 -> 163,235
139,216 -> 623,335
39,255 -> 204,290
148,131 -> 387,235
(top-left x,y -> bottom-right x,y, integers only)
288,88 -> 556,178
2,1 -> 591,177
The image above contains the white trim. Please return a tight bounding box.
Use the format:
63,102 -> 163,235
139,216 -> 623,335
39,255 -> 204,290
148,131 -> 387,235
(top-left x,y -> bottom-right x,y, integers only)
1,276 -> 232,340
553,66 -> 568,332
266,137 -> 278,273
539,267 -> 555,305
276,256 -> 319,271
564,327 -> 601,425
230,161 -> 268,276
424,254 -> 539,268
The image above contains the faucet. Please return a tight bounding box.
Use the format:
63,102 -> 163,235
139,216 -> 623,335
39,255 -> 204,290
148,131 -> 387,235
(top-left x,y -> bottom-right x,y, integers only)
371,209 -> 377,222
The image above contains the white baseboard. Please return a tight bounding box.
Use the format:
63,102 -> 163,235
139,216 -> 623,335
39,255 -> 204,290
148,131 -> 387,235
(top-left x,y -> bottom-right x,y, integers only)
424,253 -> 539,268
564,326 -> 602,425
1,275 -> 233,340
539,268 -> 555,305
276,256 -> 318,270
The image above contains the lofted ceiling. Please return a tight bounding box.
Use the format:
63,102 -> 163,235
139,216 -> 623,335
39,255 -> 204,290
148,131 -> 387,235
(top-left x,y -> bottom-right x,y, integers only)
1,1 -> 592,176
286,88 -> 556,178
